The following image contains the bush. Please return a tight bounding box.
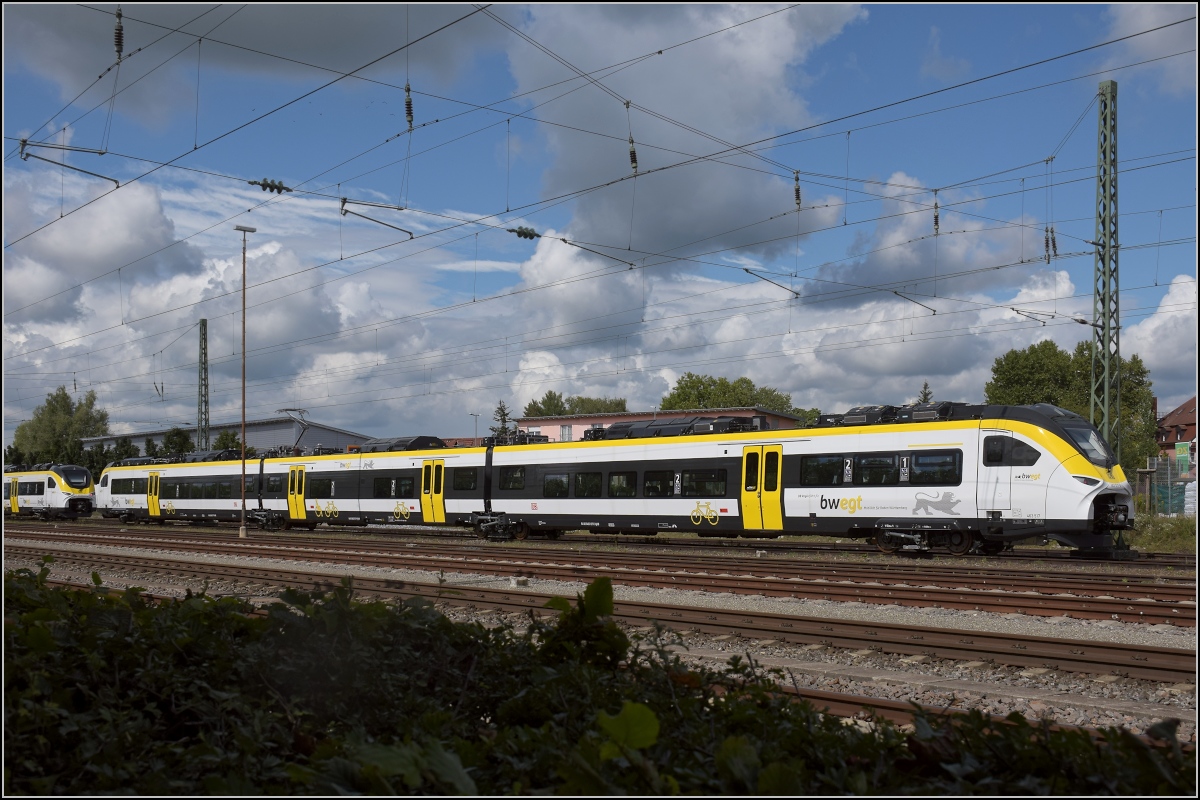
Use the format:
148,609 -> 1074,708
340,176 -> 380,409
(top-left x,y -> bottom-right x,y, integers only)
1128,514 -> 1197,554
5,560 -> 1194,795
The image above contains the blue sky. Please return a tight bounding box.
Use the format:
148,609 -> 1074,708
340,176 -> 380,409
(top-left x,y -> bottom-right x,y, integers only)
3,3 -> 1196,447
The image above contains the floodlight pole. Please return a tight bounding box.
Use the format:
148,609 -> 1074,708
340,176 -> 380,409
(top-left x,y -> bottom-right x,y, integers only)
470,412 -> 480,443
235,225 -> 256,537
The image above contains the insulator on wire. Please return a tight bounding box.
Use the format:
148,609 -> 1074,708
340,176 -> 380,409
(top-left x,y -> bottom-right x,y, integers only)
628,137 -> 638,174
933,195 -> 940,236
404,83 -> 414,131
794,172 -> 802,209
114,6 -> 124,61
1050,226 -> 1058,258
1044,226 -> 1051,263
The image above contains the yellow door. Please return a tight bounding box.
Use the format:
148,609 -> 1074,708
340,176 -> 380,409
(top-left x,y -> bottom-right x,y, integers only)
741,445 -> 783,531
287,466 -> 307,521
421,459 -> 446,524
9,478 -> 17,514
148,472 -> 161,517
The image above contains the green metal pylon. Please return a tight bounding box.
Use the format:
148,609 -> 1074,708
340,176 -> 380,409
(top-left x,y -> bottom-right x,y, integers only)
1091,80 -> 1120,465
197,318 -> 210,450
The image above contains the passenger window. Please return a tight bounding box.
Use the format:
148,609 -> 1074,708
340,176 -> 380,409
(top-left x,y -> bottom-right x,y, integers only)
801,455 -> 843,486
575,472 -> 601,498
452,468 -> 478,491
268,474 -> 284,493
854,454 -> 899,486
543,474 -> 569,498
910,450 -> 963,485
499,466 -> 525,491
608,472 -> 637,497
681,469 -> 726,497
643,470 -> 674,497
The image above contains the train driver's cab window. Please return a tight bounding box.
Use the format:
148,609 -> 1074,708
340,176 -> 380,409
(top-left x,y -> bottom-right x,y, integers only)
983,436 -> 1042,467
543,474 -> 569,498
499,466 -> 525,491
100,475 -> 109,488
608,472 -> 637,497
854,454 -> 899,486
800,455 -> 844,486
46,477 -> 57,489
681,469 -> 726,497
575,472 -> 602,498
910,450 -> 963,485
643,470 -> 675,497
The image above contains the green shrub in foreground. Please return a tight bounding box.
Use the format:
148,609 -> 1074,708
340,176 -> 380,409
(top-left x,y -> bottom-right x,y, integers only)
4,559 -> 1194,795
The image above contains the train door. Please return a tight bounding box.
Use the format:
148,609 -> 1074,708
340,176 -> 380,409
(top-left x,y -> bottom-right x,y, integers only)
421,459 -> 446,523
287,466 -> 307,522
740,445 -> 783,531
8,478 -> 17,514
147,472 -> 161,518
978,431 -> 1012,511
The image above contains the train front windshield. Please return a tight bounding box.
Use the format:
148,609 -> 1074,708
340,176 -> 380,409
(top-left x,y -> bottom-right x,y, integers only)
1059,423 -> 1117,469
58,466 -> 92,489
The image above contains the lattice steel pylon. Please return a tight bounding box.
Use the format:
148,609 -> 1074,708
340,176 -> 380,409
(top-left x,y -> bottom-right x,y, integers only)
197,319 -> 210,450
1091,80 -> 1120,464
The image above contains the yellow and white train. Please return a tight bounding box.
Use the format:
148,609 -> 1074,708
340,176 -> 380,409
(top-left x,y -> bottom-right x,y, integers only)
94,402 -> 1133,554
5,464 -> 96,520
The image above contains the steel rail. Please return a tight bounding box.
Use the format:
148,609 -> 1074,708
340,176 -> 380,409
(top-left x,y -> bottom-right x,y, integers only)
7,532 -> 1194,625
8,545 -> 1193,683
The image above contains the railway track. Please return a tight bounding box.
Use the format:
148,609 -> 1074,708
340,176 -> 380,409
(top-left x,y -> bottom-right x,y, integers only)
8,528 -> 1194,626
6,544 -> 1194,684
23,516 -> 1196,568
8,531 -> 1195,625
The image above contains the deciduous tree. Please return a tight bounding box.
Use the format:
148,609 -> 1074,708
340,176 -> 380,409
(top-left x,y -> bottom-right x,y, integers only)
661,373 -> 802,418
11,387 -> 109,464
984,339 -> 1156,473
161,428 -> 195,456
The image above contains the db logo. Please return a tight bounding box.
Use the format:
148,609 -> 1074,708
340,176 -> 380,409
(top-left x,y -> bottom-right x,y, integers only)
531,502 -> 538,510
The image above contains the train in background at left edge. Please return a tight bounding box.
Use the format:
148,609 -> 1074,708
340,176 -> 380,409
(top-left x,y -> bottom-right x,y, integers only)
79,401 -> 1134,555
4,463 -> 96,519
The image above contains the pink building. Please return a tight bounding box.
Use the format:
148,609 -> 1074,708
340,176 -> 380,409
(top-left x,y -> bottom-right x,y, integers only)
516,406 -> 805,443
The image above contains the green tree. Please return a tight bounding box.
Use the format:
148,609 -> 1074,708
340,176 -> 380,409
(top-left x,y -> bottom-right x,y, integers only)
565,395 -> 627,414
984,339 -> 1156,474
917,381 -> 933,403
524,390 -> 569,418
984,340 -> 1075,407
83,443 -> 112,477
112,437 -> 140,462
11,387 -> 109,464
5,443 -> 28,468
161,428 -> 195,455
661,373 -> 797,416
144,438 -> 161,458
213,429 -> 255,458
490,401 -> 514,437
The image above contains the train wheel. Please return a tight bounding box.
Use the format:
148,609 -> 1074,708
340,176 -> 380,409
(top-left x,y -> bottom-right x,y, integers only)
874,530 -> 900,554
512,523 -> 530,541
946,530 -> 973,556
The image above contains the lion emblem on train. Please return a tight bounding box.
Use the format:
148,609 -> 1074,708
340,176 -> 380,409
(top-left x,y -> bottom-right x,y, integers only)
912,492 -> 960,515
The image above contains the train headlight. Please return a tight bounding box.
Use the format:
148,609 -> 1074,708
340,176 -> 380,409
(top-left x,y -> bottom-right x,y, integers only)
1072,476 -> 1101,486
